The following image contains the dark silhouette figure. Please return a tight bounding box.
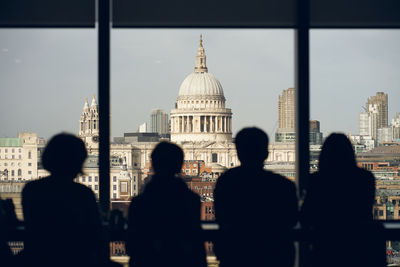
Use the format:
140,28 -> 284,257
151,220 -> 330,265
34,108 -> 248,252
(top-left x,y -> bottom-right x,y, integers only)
300,133 -> 386,267
127,141 -> 206,267
0,198 -> 14,267
20,133 -> 105,267
214,127 -> 298,267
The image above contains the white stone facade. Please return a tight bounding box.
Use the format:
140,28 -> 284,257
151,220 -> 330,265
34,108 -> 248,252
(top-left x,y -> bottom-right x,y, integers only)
79,95 -> 99,150
0,132 -> 38,181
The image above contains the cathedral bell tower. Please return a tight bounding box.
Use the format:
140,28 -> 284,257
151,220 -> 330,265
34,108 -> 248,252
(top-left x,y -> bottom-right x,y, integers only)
79,95 -> 99,149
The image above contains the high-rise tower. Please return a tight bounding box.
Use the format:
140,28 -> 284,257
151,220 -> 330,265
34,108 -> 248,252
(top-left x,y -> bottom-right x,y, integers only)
366,92 -> 388,128
150,109 -> 169,135
276,88 -> 295,142
278,88 -> 295,129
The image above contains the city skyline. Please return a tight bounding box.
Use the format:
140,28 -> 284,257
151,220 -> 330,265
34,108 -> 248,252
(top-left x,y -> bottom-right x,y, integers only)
1,29 -> 400,139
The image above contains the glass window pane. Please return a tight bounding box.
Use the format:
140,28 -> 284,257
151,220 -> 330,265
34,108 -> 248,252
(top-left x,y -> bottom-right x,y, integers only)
0,29 -> 96,217
0,29 -> 96,257
310,29 -> 400,262
111,29 -> 295,264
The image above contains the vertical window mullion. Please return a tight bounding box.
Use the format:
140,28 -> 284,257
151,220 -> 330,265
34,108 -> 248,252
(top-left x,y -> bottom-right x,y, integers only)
296,2 -> 310,267
295,0 -> 310,199
98,0 -> 111,215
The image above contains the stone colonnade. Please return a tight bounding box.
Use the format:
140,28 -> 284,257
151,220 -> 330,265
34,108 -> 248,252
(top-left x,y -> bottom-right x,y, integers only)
173,115 -> 232,133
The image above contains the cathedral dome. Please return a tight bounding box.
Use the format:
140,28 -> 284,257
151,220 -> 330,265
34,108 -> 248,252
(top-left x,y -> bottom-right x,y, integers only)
178,72 -> 224,97
177,34 -> 225,100
170,35 -> 232,144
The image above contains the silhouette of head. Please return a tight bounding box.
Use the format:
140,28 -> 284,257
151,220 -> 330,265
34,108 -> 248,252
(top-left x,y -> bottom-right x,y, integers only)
319,133 -> 356,172
235,127 -> 269,167
151,142 -> 184,176
42,133 -> 87,178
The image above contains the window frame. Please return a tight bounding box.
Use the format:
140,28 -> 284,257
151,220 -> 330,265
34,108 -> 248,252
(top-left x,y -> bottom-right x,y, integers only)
1,0 -> 399,223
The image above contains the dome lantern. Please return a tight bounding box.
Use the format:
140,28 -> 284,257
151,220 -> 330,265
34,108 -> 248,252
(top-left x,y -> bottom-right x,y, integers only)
195,34 -> 208,73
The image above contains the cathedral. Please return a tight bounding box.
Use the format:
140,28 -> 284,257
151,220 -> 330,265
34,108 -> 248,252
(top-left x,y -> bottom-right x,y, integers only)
169,36 -> 295,172
170,35 -> 239,172
77,36 -> 296,196
171,35 -> 233,143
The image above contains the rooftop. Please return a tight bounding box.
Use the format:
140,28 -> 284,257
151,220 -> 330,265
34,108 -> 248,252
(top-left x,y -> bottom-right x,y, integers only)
363,144 -> 400,155
0,138 -> 23,147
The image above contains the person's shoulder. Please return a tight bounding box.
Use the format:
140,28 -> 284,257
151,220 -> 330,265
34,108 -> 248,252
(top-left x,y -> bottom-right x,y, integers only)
73,181 -> 95,193
356,167 -> 375,182
187,187 -> 201,202
358,167 -> 373,176
65,182 -> 96,201
130,194 -> 144,205
129,194 -> 144,211
217,167 -> 241,182
264,170 -> 295,186
174,178 -> 200,202
23,177 -> 50,193
225,166 -> 241,174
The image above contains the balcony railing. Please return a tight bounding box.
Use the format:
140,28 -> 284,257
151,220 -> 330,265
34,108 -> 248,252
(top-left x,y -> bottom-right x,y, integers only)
5,220 -> 400,241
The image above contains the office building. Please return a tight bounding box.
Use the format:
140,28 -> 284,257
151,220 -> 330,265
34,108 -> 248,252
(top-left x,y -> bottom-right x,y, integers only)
309,120 -> 323,145
276,88 -> 296,143
367,92 -> 388,129
150,109 -> 169,135
278,87 -> 295,129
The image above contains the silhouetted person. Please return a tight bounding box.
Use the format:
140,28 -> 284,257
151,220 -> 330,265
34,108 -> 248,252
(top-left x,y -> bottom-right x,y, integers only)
300,133 -> 386,267
21,133 -> 104,267
214,127 -> 298,267
127,142 -> 206,267
0,198 -> 13,267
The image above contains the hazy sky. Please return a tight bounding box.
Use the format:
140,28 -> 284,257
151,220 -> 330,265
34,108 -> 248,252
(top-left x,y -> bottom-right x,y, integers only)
0,29 -> 399,139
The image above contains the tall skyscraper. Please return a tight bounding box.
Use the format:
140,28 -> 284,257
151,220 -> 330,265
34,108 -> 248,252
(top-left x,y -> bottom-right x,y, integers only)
276,88 -> 295,142
278,87 -> 295,129
150,109 -> 169,135
366,92 -> 388,128
358,92 -> 388,146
